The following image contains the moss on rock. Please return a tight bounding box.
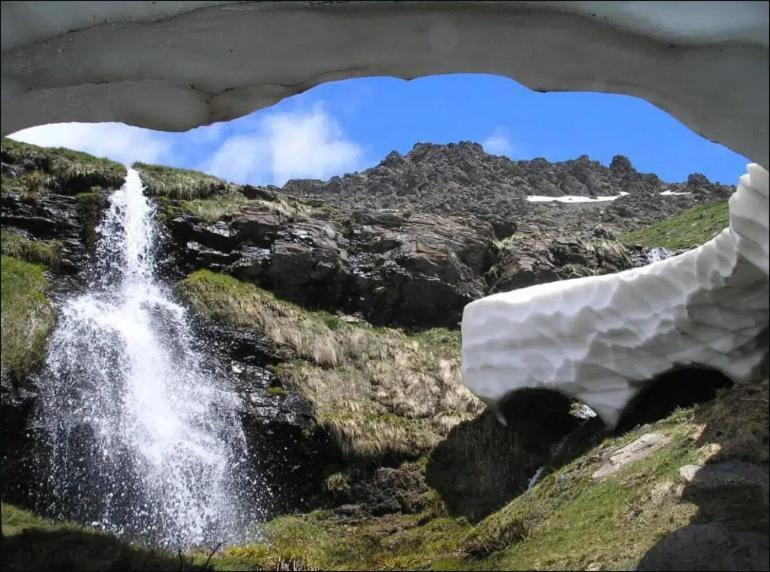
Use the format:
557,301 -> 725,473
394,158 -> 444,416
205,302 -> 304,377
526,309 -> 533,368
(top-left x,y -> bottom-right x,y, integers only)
75,191 -> 108,252
0,255 -> 55,380
0,230 -> 61,270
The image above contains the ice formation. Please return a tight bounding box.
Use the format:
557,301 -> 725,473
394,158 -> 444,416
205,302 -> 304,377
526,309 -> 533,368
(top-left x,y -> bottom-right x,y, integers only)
1,2 -> 767,167
462,164 -> 769,427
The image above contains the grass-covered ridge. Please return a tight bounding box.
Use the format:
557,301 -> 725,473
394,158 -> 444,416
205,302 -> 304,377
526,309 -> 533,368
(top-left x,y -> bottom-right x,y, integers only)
176,269 -> 483,459
622,200 -> 729,250
133,162 -> 233,200
135,161 -> 313,223
1,137 -> 125,196
0,255 -> 55,380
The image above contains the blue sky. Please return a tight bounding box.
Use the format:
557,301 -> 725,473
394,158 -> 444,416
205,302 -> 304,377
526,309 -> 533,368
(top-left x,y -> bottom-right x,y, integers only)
10,74 -> 748,186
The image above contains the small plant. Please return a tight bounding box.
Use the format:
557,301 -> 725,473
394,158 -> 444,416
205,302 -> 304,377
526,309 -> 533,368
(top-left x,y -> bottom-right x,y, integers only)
323,472 -> 351,500
267,386 -> 289,397
322,314 -> 343,331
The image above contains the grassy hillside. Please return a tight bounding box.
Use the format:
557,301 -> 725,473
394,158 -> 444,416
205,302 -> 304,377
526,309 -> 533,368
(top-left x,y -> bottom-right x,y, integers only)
622,201 -> 729,250
176,270 -> 482,459
195,381 -> 767,571
4,381 -> 766,570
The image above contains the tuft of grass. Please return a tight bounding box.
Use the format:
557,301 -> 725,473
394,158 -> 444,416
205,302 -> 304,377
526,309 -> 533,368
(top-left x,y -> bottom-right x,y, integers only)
0,230 -> 61,269
267,385 -> 289,397
176,270 -> 483,459
622,201 -> 729,250
179,193 -> 304,223
179,192 -> 248,221
492,232 -> 529,253
0,256 -> 55,380
133,162 -> 232,200
584,238 -> 631,267
1,504 -> 204,571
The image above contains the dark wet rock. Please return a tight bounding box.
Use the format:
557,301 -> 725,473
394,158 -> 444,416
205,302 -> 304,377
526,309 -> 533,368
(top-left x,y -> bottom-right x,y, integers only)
184,241 -> 238,270
0,370 -> 39,505
189,318 -> 340,514
1,190 -> 110,275
168,216 -> 240,252
487,234 -> 633,294
427,389 -> 603,521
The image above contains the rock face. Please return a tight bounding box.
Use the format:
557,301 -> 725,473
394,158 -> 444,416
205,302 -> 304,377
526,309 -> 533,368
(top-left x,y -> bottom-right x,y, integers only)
166,207 -> 496,328
1,141 -> 125,276
462,164 -> 769,428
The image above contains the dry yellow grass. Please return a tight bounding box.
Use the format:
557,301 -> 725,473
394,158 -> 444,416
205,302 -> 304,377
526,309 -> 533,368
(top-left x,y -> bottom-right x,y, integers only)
176,270 -> 483,459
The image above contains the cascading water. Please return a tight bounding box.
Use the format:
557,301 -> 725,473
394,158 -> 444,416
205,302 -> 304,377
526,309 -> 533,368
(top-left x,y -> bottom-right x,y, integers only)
32,168 -> 263,548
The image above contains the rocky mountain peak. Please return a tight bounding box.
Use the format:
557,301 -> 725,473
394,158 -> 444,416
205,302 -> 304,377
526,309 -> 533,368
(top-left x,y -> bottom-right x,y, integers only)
282,142 -> 731,228
610,154 -> 635,177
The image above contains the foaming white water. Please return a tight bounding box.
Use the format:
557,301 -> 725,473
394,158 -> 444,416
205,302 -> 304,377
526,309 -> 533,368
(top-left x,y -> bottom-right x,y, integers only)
36,169 -> 260,547
646,247 -> 674,263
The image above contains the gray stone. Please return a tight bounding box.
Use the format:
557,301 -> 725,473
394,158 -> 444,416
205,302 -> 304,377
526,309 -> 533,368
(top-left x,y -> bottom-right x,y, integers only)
592,432 -> 669,479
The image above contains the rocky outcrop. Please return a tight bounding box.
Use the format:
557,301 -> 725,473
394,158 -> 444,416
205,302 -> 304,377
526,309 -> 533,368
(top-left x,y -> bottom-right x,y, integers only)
153,143 -> 730,328
165,204 -> 497,328
283,143 -> 731,236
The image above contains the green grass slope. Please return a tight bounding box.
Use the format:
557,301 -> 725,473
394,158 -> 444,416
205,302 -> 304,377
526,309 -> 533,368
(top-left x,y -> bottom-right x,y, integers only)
622,201 -> 729,250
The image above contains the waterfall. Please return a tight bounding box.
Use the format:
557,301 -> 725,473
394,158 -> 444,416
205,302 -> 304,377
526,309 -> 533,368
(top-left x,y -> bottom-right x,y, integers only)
33,168 -> 262,548
646,247 -> 674,263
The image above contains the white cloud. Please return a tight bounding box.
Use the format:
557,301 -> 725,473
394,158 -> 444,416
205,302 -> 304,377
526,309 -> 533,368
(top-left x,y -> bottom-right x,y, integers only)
481,128 -> 514,157
202,105 -> 363,185
8,122 -> 171,165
